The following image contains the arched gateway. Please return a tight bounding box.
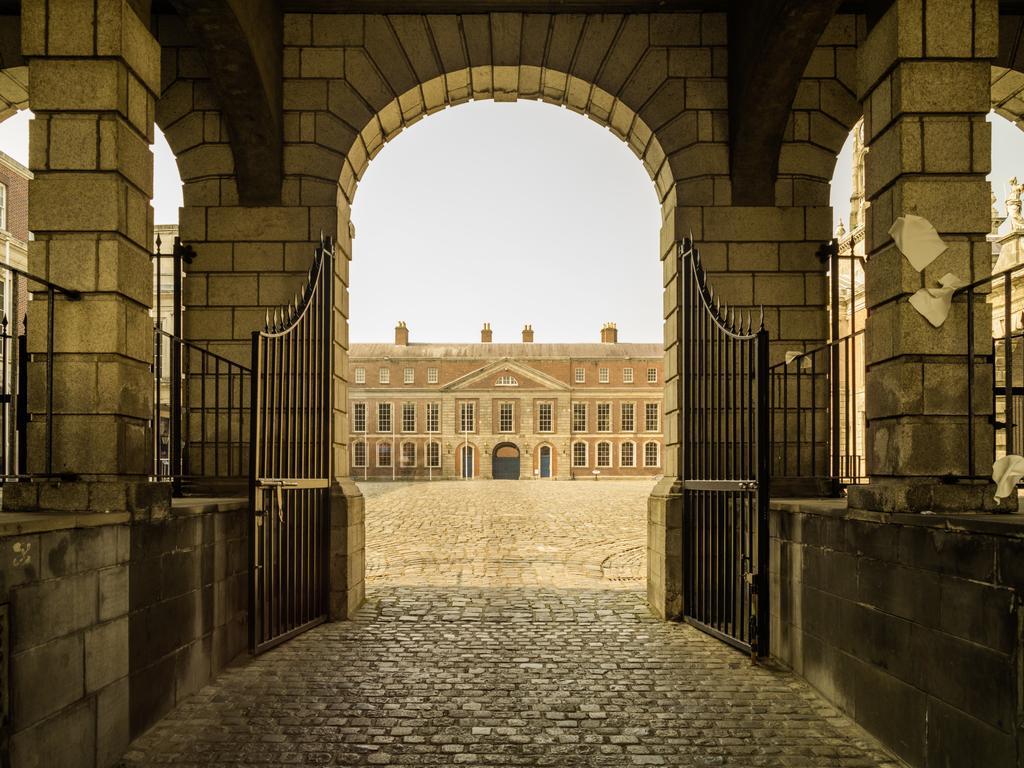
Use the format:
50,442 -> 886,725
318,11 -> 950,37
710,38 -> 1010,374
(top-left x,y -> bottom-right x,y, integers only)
492,443 -> 521,480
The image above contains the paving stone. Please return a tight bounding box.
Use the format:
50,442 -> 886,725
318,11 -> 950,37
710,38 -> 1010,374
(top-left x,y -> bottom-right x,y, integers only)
121,481 -> 899,768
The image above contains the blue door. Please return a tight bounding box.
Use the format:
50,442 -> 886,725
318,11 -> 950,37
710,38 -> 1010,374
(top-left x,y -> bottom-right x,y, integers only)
540,446 -> 551,478
461,446 -> 473,478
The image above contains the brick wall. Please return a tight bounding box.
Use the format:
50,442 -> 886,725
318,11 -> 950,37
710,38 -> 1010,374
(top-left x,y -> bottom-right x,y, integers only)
770,501 -> 1023,768
0,158 -> 28,242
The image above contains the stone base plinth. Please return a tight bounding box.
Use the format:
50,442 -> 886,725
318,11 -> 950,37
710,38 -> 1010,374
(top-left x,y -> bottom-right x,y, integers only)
647,477 -> 683,620
847,479 -> 1015,515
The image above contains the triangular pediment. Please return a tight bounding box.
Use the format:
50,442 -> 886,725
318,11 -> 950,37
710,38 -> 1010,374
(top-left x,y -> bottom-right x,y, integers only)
442,358 -> 569,392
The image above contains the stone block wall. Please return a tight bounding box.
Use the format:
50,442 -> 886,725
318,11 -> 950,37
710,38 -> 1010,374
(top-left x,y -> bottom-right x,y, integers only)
3,520 -> 131,768
128,503 -> 248,738
0,501 -> 248,768
770,500 -> 1024,768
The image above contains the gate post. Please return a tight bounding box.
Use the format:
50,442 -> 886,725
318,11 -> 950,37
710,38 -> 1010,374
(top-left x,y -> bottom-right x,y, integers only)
849,0 -> 1005,513
5,0 -> 168,517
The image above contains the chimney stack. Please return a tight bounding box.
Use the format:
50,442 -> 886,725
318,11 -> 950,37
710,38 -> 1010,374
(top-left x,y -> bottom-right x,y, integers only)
522,324 -> 534,343
600,322 -> 618,343
481,323 -> 493,343
395,321 -> 409,346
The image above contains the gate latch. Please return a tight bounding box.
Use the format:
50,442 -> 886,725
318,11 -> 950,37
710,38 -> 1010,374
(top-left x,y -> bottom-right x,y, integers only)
738,480 -> 758,491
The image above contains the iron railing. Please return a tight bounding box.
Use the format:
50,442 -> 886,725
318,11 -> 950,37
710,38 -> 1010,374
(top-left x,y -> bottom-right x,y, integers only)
959,259 -> 1024,479
768,240 -> 866,496
153,329 -> 251,494
0,260 -> 80,481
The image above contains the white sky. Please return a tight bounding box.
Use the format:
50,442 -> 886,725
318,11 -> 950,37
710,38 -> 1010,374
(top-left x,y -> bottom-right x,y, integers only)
2,104 -> 1023,344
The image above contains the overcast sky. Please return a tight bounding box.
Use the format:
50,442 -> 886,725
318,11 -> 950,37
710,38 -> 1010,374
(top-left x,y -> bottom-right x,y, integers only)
2,105 -> 1023,344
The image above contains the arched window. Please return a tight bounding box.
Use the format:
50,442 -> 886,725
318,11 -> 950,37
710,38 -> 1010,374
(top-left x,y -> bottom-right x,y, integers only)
426,441 -> 441,468
377,442 -> 392,467
620,442 -> 635,468
644,441 -> 659,468
596,441 -> 612,467
496,374 -> 519,386
353,441 -> 366,468
572,441 -> 587,467
401,441 -> 416,467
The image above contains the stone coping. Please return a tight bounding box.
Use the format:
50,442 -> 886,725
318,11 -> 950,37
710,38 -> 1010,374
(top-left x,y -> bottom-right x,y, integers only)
770,497 -> 1024,538
0,497 -> 248,536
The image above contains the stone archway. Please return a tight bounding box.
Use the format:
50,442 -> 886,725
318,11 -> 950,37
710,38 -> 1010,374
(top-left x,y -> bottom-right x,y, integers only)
492,443 -> 521,480
992,66 -> 1024,130
0,66 -> 28,124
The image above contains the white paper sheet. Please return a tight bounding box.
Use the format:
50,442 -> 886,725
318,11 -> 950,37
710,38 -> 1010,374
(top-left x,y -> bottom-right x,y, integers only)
784,351 -> 813,369
908,273 -> 968,328
992,454 -> 1024,500
889,215 -> 948,271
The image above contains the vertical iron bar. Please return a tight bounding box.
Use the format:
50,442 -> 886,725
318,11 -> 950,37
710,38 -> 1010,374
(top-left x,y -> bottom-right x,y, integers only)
830,242 -> 841,489
967,285 -> 976,479
1006,275 -> 1015,456
46,287 -> 54,475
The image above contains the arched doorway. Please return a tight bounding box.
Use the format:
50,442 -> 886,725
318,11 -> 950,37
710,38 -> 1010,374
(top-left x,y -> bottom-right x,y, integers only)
538,445 -> 553,479
459,444 -> 475,479
492,443 -> 520,480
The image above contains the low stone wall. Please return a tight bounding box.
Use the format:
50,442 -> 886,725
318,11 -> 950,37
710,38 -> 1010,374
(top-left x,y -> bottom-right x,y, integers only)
129,500 -> 248,737
770,500 -> 1024,768
0,498 -> 248,768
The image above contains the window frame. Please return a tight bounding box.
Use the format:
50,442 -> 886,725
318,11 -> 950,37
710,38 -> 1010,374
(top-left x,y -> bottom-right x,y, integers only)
427,367 -> 439,384
352,402 -> 367,433
647,367 -> 658,384
623,367 -> 634,384
379,367 -> 390,384
537,402 -> 553,433
377,442 -> 392,467
495,374 -> 519,387
620,441 -> 635,468
402,402 -> 416,432
354,367 -> 366,384
596,441 -> 612,468
459,401 -> 476,433
401,441 -> 416,467
574,367 -> 585,384
498,402 -> 514,433
426,402 -> 440,433
353,440 -> 367,468
598,367 -> 609,383
572,441 -> 588,468
572,402 -> 587,432
621,402 -> 635,432
597,402 -> 612,432
377,402 -> 393,433
404,367 -> 415,384
645,403 -> 660,432
0,182 -> 6,232
644,441 -> 660,467
426,440 -> 441,468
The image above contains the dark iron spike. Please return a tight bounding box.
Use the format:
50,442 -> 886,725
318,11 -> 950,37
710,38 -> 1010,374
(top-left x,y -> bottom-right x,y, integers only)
758,305 -> 766,330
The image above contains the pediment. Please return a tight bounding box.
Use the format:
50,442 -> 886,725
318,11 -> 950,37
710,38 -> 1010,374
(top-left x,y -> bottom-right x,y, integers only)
443,358 -> 569,392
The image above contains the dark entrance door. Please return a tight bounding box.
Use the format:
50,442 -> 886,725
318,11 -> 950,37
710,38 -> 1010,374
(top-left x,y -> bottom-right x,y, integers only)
539,446 -> 551,478
492,443 -> 520,479
249,236 -> 333,655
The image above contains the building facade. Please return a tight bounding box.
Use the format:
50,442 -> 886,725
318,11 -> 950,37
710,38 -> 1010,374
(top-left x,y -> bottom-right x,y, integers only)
348,323 -> 663,480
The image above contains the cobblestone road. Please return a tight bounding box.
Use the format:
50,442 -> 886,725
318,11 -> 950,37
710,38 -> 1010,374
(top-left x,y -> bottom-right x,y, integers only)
122,481 -> 899,768
362,480 -> 651,589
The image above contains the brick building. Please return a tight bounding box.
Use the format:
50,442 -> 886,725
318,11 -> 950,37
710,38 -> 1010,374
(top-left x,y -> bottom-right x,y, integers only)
0,149 -> 29,330
348,323 -> 663,480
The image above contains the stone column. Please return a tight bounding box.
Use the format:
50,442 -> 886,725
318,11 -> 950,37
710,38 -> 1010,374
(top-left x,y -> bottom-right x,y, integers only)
10,0 -> 164,515
849,0 -> 1005,513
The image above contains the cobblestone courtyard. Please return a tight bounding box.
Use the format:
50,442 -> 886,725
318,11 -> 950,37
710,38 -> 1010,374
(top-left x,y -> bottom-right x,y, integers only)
122,482 -> 899,767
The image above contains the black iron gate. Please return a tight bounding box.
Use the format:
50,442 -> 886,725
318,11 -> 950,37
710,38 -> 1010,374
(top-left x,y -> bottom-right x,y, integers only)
678,239 -> 770,660
249,235 -> 334,654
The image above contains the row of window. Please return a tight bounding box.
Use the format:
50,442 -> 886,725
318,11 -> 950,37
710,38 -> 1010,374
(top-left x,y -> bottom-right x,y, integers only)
572,440 -> 660,468
350,439 -> 660,469
352,365 -> 660,386
352,440 -> 442,468
351,401 -> 660,434
575,367 -> 658,384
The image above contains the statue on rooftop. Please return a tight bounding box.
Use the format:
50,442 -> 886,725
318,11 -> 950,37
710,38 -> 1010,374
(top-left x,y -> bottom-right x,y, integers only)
1008,177 -> 1024,231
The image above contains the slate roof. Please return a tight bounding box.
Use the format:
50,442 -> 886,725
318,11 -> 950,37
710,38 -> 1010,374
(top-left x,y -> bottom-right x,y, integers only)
347,343 -> 663,359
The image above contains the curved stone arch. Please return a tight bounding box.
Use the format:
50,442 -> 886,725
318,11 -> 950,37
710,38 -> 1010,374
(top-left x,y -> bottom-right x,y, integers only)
340,66 -> 673,207
992,66 -> 1024,131
0,66 -> 29,125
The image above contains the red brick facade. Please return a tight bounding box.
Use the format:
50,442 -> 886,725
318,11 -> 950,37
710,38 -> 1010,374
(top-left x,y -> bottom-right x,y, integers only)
347,327 -> 664,481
